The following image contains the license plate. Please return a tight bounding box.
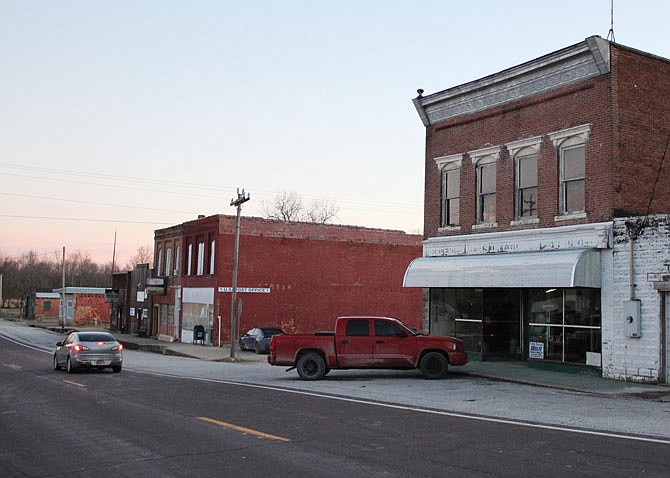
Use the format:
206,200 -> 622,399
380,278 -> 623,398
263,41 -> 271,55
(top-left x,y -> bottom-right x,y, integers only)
95,360 -> 111,366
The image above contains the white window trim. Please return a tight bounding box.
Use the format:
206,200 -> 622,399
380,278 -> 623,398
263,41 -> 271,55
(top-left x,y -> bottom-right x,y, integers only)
434,153 -> 463,170
469,145 -> 501,165
548,124 -> 591,147
506,136 -> 542,157
157,248 -> 163,277
175,245 -> 181,276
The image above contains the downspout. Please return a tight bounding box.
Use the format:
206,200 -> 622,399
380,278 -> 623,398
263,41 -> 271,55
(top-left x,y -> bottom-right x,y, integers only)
625,220 -> 642,301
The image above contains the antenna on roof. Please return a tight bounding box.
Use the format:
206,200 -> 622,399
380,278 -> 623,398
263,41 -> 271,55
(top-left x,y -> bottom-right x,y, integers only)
607,0 -> 616,42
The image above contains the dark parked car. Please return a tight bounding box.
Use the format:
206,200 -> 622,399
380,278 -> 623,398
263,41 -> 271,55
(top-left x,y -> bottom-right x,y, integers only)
239,327 -> 285,354
54,331 -> 123,373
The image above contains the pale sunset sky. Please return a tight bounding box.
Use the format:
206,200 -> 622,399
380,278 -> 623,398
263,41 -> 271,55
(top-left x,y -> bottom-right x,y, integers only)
2,1 -> 669,265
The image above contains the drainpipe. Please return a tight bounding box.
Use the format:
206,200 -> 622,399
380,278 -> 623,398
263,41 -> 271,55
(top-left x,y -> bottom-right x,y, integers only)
626,220 -> 641,301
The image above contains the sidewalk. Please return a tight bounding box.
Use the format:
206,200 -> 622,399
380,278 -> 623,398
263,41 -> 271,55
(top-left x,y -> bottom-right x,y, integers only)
18,318 -> 670,400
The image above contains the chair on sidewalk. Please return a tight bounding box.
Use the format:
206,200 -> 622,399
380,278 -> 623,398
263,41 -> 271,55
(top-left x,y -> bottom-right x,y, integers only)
193,325 -> 206,345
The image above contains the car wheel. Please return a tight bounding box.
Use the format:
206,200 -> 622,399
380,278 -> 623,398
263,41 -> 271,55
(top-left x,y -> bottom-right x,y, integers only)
66,356 -> 75,374
296,352 -> 326,380
419,352 -> 449,379
112,366 -> 122,373
254,343 -> 261,354
53,355 -> 61,371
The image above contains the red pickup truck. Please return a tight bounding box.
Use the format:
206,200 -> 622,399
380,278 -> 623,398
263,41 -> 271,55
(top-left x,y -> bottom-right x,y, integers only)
268,316 -> 467,380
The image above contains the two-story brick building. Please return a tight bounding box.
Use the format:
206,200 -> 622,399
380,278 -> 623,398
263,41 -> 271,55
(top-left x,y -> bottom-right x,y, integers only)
405,36 -> 670,383
150,215 -> 423,346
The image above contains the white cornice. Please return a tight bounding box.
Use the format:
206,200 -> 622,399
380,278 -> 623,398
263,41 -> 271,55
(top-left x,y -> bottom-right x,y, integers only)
414,36 -> 611,127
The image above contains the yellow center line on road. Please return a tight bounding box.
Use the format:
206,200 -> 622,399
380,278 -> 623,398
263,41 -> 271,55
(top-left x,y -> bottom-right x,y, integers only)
197,416 -> 290,442
63,380 -> 86,388
4,364 -> 22,370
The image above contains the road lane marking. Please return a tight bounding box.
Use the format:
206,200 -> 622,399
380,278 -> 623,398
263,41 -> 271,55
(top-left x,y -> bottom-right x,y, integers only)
3,334 -> 667,446
63,380 -> 86,388
197,416 -> 290,442
3,364 -> 22,370
135,370 -> 670,445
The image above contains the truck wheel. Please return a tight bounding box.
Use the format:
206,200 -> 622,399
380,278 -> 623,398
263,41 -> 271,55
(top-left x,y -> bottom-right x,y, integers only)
296,353 -> 326,380
419,352 -> 449,379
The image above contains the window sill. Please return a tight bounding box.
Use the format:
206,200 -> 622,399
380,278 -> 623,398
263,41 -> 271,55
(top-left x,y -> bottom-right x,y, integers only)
554,212 -> 586,222
438,225 -> 461,233
510,217 -> 539,226
472,222 -> 498,230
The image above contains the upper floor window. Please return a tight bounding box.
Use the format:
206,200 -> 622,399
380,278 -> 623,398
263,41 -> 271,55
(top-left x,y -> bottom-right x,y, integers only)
476,157 -> 497,223
165,247 -> 172,277
174,245 -> 180,276
210,240 -> 215,274
559,140 -> 585,213
470,146 -> 500,225
435,154 -> 462,228
156,248 -> 163,276
549,124 -> 590,217
187,244 -> 193,275
197,242 -> 205,276
516,149 -> 538,218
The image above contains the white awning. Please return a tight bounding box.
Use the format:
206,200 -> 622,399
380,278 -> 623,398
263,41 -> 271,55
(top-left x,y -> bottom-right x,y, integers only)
403,249 -> 601,288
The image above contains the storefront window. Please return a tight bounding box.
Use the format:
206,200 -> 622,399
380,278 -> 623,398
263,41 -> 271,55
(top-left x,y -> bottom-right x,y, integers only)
526,288 -> 601,364
430,287 -> 601,365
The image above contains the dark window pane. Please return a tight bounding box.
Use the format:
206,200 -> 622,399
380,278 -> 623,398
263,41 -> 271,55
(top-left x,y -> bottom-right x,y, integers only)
518,155 -> 537,188
446,169 -> 460,198
565,180 -> 585,212
479,163 -> 496,194
481,193 -> 496,222
448,199 -> 459,225
345,320 -> 369,336
563,146 -> 585,180
519,187 -> 538,217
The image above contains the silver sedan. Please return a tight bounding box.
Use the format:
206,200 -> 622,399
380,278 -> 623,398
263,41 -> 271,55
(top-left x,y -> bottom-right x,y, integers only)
53,331 -> 123,373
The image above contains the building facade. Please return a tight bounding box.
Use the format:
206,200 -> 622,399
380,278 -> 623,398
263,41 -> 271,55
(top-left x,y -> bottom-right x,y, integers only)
150,215 -> 423,346
406,36 -> 670,382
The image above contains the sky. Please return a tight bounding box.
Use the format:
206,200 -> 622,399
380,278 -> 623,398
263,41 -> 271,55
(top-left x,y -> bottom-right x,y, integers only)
2,1 -> 669,266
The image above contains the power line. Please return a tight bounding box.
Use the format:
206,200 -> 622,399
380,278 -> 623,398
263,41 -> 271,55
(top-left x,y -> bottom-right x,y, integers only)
0,214 -> 173,225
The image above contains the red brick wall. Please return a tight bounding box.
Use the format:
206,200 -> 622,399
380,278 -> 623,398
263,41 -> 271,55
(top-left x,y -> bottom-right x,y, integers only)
174,216 -> 423,342
34,298 -> 60,319
72,294 -> 110,326
613,46 -> 670,215
423,44 -> 670,239
424,77 -> 615,238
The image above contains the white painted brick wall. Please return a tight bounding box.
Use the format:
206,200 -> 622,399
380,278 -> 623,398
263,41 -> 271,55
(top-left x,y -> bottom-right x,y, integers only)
602,215 -> 670,383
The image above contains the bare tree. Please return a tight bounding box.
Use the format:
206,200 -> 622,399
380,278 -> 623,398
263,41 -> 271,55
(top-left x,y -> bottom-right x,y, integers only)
124,245 -> 153,271
262,191 -> 339,224
261,191 -> 304,222
305,198 -> 339,224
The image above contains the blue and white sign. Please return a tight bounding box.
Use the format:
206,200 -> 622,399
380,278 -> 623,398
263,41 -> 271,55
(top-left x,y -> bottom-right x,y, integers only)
529,341 -> 544,359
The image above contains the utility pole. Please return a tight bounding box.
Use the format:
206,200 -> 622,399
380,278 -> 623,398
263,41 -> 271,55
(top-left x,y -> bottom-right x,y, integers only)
229,188 -> 250,359
60,246 -> 65,331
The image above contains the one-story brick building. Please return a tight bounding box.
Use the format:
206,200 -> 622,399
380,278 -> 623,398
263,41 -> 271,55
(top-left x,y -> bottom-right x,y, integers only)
135,215 -> 423,346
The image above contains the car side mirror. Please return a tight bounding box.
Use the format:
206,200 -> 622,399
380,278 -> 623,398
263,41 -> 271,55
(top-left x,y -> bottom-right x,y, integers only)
56,342 -> 63,346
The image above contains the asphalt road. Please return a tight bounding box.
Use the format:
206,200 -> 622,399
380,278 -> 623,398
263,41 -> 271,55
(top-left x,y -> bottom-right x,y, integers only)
1,329 -> 669,477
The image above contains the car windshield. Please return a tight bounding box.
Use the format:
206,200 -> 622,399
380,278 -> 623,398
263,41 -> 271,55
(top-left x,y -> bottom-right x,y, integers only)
79,333 -> 115,342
